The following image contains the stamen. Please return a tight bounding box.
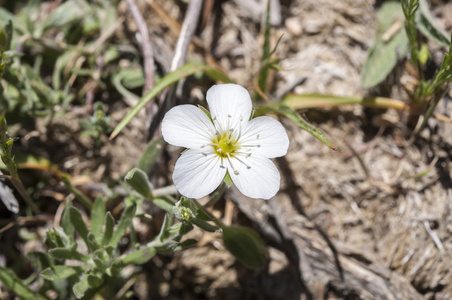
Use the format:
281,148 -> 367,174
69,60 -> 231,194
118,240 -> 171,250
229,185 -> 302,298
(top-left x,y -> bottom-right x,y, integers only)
241,144 -> 261,148
235,157 -> 251,169
226,153 -> 239,175
256,134 -> 260,140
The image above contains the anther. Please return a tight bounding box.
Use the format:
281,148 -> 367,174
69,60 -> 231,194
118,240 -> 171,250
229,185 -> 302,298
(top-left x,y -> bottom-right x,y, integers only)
235,157 -> 251,169
256,134 -> 260,140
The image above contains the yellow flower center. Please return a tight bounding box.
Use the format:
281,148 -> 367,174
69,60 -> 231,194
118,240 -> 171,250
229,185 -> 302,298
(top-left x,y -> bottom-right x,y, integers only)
212,132 -> 238,158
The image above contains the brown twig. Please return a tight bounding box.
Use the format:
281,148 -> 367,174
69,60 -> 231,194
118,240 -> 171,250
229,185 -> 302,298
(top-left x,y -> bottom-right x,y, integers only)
149,0 -> 203,139
126,0 -> 155,93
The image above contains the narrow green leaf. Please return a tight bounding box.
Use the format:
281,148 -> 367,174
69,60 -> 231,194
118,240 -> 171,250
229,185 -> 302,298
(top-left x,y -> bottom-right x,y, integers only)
256,103 -> 336,150
69,207 -> 90,247
176,238 -> 198,250
101,212 -> 115,246
121,247 -> 156,265
415,0 -> 450,47
257,0 -> 272,96
0,266 -> 48,300
41,0 -> 87,33
27,252 -> 54,270
61,200 -> 74,242
125,168 -> 153,198
137,137 -> 164,174
87,274 -> 103,288
197,105 -> 213,122
41,265 -> 83,281
73,275 -> 89,299
222,226 -> 267,269
49,244 -> 90,262
152,196 -> 176,213
0,30 -> 7,52
86,232 -> 100,252
90,197 -> 105,243
191,218 -> 222,233
44,227 -> 70,248
223,171 -> 232,187
109,204 -> 137,247
109,62 -> 233,139
157,213 -> 174,242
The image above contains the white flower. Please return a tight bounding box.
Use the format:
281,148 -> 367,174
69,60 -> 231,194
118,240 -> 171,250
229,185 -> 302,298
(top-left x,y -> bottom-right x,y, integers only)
162,84 -> 289,200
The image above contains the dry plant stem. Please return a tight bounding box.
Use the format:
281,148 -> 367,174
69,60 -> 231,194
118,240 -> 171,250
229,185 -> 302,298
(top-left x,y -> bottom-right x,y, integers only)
150,0 -> 203,139
126,0 -> 155,93
148,0 -> 223,71
170,0 -> 203,71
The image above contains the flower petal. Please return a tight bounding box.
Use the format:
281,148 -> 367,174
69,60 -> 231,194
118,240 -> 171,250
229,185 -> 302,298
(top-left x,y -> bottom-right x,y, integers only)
162,105 -> 215,149
239,116 -> 289,158
173,149 -> 226,199
228,154 -> 280,200
206,84 -> 252,131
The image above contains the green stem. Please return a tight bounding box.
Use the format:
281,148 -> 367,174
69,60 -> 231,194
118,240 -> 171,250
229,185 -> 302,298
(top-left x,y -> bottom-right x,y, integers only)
192,198 -> 226,229
62,175 -> 93,210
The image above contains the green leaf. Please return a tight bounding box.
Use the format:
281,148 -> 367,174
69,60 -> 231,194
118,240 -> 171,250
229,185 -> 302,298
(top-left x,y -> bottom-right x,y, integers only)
191,218 -> 222,233
175,238 -> 198,250
109,204 -> 137,247
111,68 -> 141,104
197,105 -> 213,122
156,213 -> 173,242
69,207 -> 90,247
223,171 -> 232,188
109,62 -> 233,139
61,201 -> 74,242
257,103 -> 336,150
0,266 -> 48,300
41,265 -> 83,281
73,274 -> 89,299
0,30 -> 7,52
222,226 -> 267,269
87,273 -> 103,288
257,0 -> 273,97
27,252 -> 54,270
44,227 -> 70,248
90,197 -> 105,243
121,247 -> 156,265
49,244 -> 90,262
137,137 -> 164,174
86,232 -> 100,251
101,212 -> 115,246
415,0 -> 450,47
41,0 -> 88,34
125,168 -> 153,198
362,1 -> 408,88
152,196 -> 176,213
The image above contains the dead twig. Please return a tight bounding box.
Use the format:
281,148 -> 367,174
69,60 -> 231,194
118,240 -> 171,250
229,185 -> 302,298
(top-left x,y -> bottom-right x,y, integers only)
126,0 -> 155,93
148,0 -> 203,139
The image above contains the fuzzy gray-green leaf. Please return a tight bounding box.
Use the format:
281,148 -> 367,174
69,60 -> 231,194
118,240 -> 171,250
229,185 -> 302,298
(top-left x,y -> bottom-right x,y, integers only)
362,1 -> 408,88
